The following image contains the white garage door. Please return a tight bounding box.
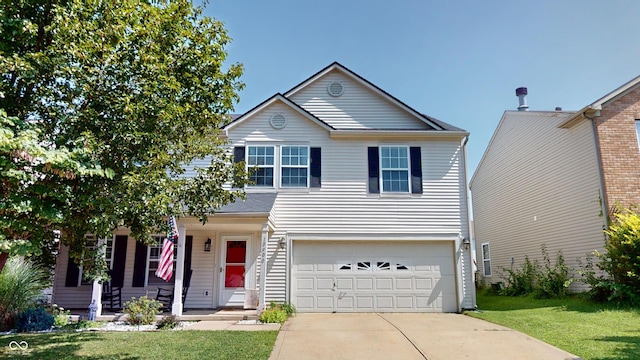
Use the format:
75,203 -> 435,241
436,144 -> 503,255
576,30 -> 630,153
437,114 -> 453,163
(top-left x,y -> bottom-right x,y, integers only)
292,241 -> 457,312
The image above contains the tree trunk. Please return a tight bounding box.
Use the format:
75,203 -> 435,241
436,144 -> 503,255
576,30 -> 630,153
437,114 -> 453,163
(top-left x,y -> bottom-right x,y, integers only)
0,252 -> 7,274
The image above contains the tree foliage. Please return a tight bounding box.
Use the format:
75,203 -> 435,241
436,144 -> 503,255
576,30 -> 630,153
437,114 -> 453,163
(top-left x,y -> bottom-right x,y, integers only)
1,0 -> 248,277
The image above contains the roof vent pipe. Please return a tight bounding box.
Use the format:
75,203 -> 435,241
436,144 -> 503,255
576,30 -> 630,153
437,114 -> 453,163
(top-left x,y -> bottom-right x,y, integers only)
515,87 -> 529,111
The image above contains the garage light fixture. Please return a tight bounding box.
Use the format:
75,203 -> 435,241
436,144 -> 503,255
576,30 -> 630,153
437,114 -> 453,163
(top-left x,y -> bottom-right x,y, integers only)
278,237 -> 286,250
462,237 -> 470,250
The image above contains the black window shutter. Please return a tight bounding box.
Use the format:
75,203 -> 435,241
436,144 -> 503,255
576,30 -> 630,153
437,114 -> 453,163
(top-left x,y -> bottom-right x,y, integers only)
310,147 -> 321,188
410,147 -> 423,194
233,146 -> 245,163
110,235 -> 128,288
367,147 -> 380,193
132,241 -> 148,287
64,252 -> 80,287
183,236 -> 193,287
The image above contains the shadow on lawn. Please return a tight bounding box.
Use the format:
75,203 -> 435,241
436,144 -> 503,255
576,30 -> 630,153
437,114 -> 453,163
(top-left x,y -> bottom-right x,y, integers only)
1,332 -> 140,359
591,335 -> 640,360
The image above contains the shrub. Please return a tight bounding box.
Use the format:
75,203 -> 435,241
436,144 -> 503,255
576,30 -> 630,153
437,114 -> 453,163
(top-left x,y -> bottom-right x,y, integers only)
280,302 -> 296,317
157,314 -> 179,330
15,307 -> 54,332
50,304 -> 71,327
259,302 -> 289,324
577,254 -> 616,302
500,256 -> 539,296
0,257 -> 50,331
123,296 -> 161,325
534,245 -> 573,299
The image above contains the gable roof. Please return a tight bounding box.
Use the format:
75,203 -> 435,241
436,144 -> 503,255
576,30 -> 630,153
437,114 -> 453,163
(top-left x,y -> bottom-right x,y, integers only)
223,93 -> 335,132
284,62 -> 454,131
470,110 -> 575,186
559,74 -> 640,128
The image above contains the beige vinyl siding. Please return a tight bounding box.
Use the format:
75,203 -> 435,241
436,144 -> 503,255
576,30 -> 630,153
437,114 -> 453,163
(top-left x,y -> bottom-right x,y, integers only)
52,245 -> 93,309
471,111 -> 606,290
288,70 -> 431,130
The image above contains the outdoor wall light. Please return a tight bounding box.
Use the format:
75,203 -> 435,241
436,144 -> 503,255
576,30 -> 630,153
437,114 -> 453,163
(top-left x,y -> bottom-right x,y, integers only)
462,237 -> 471,250
278,237 -> 286,250
204,238 -> 212,252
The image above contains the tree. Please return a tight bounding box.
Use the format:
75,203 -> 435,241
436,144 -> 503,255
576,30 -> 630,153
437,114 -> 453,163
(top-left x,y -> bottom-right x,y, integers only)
0,0 -> 248,277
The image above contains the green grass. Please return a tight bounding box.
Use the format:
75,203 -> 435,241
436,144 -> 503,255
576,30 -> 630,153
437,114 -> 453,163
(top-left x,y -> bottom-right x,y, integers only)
467,291 -> 640,360
0,330 -> 278,359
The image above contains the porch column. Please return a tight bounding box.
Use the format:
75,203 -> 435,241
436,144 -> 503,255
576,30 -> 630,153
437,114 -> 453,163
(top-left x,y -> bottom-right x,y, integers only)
172,225 -> 187,316
258,224 -> 268,313
90,238 -> 106,317
91,279 -> 103,317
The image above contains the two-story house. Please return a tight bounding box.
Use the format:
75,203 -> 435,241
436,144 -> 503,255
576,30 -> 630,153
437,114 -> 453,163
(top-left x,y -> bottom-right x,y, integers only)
52,62 -> 475,315
471,76 -> 640,288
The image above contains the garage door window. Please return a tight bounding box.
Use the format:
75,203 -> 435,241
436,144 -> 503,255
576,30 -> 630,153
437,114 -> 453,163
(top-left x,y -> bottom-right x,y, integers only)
357,262 -> 371,271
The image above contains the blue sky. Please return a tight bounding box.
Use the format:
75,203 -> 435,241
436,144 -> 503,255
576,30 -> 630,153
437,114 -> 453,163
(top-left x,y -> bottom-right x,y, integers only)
205,0 -> 640,176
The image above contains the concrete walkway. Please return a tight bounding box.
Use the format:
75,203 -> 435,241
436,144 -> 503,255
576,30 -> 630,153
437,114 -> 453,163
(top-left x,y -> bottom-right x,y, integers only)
269,313 -> 582,360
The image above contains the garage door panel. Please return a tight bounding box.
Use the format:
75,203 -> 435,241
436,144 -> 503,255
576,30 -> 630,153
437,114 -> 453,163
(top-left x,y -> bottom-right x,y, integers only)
356,297 -> 374,309
395,278 -> 412,290
316,278 -> 334,290
297,278 -> 314,290
316,296 -> 334,309
336,278 -> 353,290
292,241 -> 456,312
376,297 -> 393,309
375,278 -> 393,290
356,278 -> 373,290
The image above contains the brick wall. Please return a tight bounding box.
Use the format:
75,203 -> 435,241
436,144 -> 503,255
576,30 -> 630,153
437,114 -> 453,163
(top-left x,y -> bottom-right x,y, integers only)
595,86 -> 640,212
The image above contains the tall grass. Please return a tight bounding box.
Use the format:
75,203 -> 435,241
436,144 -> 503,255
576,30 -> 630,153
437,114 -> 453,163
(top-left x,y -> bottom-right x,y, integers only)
0,256 -> 50,330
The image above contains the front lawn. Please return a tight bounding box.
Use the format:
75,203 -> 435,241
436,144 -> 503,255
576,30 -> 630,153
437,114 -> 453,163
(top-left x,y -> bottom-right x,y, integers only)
468,291 -> 640,360
0,330 -> 278,359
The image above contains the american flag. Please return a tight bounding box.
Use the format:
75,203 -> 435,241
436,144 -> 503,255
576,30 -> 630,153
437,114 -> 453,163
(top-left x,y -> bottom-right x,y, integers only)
155,216 -> 179,282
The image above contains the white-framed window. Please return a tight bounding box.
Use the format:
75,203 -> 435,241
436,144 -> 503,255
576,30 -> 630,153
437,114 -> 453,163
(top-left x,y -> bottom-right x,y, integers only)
281,145 -> 309,187
80,235 -> 114,285
146,235 -> 177,285
247,146 -> 275,187
481,243 -> 492,277
635,120 -> 640,149
380,146 -> 410,193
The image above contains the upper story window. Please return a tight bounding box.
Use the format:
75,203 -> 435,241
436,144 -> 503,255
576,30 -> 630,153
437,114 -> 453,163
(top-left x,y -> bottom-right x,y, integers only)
380,146 -> 410,192
368,146 -> 423,194
281,146 -> 309,187
234,145 -> 321,189
247,146 -> 275,187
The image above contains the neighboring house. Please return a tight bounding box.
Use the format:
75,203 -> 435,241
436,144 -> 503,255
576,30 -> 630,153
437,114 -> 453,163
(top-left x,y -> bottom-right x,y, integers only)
471,77 -> 640,288
52,62 -> 475,315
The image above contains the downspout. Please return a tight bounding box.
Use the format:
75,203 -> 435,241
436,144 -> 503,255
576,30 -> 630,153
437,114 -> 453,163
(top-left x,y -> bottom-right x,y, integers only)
584,111 -> 610,230
460,134 -> 477,310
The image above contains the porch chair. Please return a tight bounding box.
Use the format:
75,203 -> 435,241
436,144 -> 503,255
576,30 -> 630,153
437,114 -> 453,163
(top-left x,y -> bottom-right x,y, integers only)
102,281 -> 122,311
155,269 -> 193,313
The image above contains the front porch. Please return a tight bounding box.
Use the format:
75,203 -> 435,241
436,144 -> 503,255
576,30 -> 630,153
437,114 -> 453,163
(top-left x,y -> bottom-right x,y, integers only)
69,308 -> 260,322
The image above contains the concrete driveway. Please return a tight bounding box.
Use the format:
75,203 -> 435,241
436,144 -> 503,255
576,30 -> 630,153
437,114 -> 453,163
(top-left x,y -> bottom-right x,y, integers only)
269,313 -> 581,360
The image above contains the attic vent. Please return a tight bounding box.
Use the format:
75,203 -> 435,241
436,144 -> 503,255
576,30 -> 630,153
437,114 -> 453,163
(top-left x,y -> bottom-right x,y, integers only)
270,113 -> 287,129
327,81 -> 344,97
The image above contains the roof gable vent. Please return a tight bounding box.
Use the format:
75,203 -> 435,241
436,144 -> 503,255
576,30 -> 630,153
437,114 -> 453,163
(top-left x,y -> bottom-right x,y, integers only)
270,113 -> 287,129
327,81 -> 344,97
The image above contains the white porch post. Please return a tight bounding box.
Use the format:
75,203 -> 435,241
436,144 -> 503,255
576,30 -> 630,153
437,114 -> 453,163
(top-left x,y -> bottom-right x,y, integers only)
90,238 -> 106,317
91,279 -> 103,317
258,224 -> 268,313
172,225 -> 187,316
